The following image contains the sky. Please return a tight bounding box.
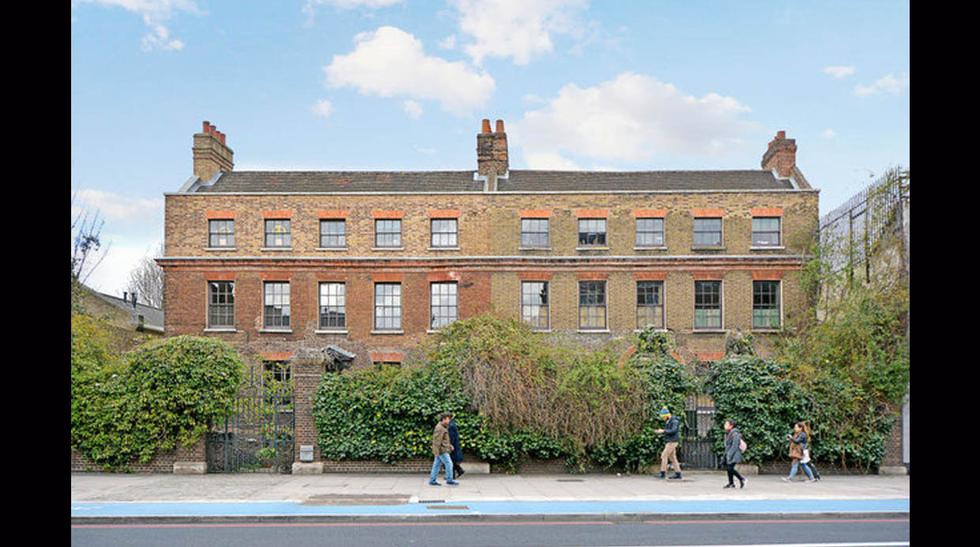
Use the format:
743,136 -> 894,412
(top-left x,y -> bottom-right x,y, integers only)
70,0 -> 910,298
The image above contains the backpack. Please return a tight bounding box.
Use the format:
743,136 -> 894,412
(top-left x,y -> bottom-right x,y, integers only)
739,438 -> 748,452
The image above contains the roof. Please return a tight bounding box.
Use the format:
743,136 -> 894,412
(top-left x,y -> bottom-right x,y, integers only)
91,291 -> 165,333
188,169 -> 798,194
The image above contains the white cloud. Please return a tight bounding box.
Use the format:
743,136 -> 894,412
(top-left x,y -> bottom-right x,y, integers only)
312,99 -> 334,119
854,73 -> 910,97
822,128 -> 837,139
324,26 -> 495,115
439,35 -> 457,50
525,152 -> 582,170
514,72 -> 758,166
73,189 -> 164,222
823,66 -> 856,79
74,0 -> 199,51
450,0 -> 589,65
303,0 -> 402,24
402,100 -> 423,119
82,233 -> 163,297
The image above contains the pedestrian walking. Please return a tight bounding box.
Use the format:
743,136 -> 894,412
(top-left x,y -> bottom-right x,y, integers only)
722,419 -> 746,489
801,421 -> 822,481
654,407 -> 682,480
429,412 -> 458,486
448,415 -> 465,479
782,421 -> 815,482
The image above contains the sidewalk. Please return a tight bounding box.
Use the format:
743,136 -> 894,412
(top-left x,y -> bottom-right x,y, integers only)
71,472 -> 909,521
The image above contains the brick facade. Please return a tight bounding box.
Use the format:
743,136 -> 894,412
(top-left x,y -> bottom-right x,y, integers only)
71,438 -> 206,473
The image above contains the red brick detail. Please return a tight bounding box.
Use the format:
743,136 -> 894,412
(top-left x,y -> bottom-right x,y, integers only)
427,271 -> 461,282
317,273 -> 348,282
670,351 -> 684,363
317,209 -> 349,219
692,271 -> 726,280
751,207 -> 784,217
752,270 -> 784,280
262,210 -> 293,219
691,208 -> 726,217
369,351 -> 404,363
518,271 -> 553,281
520,209 -> 552,218
205,272 -> 236,281
633,209 -> 667,218
577,272 -> 610,280
260,272 -> 291,281
372,273 -> 404,282
205,210 -> 235,219
633,271 -> 667,281
575,209 -> 609,218
696,351 -> 725,362
372,210 -> 405,219
259,351 -> 294,361
619,345 -> 638,366
428,209 -> 461,218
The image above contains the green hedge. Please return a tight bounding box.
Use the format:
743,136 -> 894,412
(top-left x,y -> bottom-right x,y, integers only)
71,319 -> 245,471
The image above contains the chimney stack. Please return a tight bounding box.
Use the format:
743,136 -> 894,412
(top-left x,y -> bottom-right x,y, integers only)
193,120 -> 234,182
477,118 -> 509,179
761,130 -> 797,179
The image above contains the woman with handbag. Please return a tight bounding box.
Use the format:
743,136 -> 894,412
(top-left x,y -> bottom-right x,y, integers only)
722,419 -> 747,489
782,422 -> 815,482
801,422 -> 822,481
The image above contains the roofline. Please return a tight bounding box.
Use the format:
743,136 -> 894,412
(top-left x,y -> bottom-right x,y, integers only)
166,188 -> 818,197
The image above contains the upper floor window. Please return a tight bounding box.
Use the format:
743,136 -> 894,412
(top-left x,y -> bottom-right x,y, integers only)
208,220 -> 235,248
521,219 -> 550,248
693,218 -> 723,247
207,281 -> 234,328
264,219 -> 291,248
374,283 -> 402,331
578,219 -> 607,247
431,219 -> 458,248
753,281 -> 781,329
578,280 -> 607,330
319,282 -> 346,330
636,281 -> 664,329
752,217 -> 781,247
521,281 -> 549,330
636,218 -> 665,247
430,282 -> 458,329
694,280 -> 722,330
375,220 -> 402,248
320,220 -> 346,248
263,282 -> 290,329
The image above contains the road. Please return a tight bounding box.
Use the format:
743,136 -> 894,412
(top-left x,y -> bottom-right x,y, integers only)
71,516 -> 909,546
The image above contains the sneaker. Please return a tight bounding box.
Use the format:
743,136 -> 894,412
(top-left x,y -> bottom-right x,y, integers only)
806,478 -> 817,483
428,481 -> 442,486
658,471 -> 666,479
740,477 -> 747,489
723,483 -> 735,489
446,480 -> 460,486
781,477 -> 791,482
668,472 -> 682,480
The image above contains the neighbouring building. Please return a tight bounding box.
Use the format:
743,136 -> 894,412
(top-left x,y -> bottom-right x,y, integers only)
159,119 -> 820,469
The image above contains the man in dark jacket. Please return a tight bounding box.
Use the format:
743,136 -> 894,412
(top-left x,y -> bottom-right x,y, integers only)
655,407 -> 682,480
429,412 -> 458,486
447,416 -> 465,479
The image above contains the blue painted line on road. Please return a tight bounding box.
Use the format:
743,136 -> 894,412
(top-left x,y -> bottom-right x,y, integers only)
71,498 -> 909,518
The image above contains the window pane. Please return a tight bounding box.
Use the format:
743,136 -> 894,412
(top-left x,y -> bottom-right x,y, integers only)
694,281 -> 721,329
375,283 -> 402,329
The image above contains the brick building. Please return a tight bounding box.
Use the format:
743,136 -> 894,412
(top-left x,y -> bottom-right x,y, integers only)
159,119 -> 819,469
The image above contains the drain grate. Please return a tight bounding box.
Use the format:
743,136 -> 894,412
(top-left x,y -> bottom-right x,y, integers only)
426,505 -> 470,510
557,479 -> 585,482
418,499 -> 445,504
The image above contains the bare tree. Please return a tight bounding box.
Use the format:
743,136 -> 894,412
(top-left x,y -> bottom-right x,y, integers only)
126,243 -> 165,308
71,194 -> 110,285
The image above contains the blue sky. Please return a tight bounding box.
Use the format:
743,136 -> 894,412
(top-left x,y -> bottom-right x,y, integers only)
70,0 -> 909,297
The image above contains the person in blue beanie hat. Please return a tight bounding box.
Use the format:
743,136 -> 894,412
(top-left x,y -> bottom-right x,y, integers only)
654,407 -> 682,480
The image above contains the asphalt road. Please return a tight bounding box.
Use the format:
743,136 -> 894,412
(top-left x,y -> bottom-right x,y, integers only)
71,517 -> 910,547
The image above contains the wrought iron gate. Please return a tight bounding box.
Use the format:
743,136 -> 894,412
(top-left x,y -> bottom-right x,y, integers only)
206,367 -> 294,473
678,392 -> 721,469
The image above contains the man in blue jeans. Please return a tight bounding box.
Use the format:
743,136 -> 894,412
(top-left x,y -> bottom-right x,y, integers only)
429,412 -> 458,486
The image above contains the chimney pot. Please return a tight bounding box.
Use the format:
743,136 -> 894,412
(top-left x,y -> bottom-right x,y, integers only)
209,124 -> 217,135
202,121 -> 211,133
776,130 -> 786,140
123,291 -> 128,301
194,120 -> 234,181
481,119 -> 491,134
495,119 -> 505,133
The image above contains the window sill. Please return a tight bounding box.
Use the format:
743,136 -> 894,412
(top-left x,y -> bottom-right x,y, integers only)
693,329 -> 726,334
519,247 -> 552,251
692,246 -> 727,251
633,328 -> 668,333
577,329 -> 611,333
204,247 -> 237,252
260,247 -> 293,252
752,329 -> 783,333
428,247 -> 460,251
372,247 -> 405,251
204,328 -> 238,333
576,246 -> 610,251
316,247 -> 348,252
531,329 -> 553,333
634,246 -> 668,251
371,330 -> 404,335
750,246 -> 786,251
315,329 -> 349,335
258,328 -> 293,334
